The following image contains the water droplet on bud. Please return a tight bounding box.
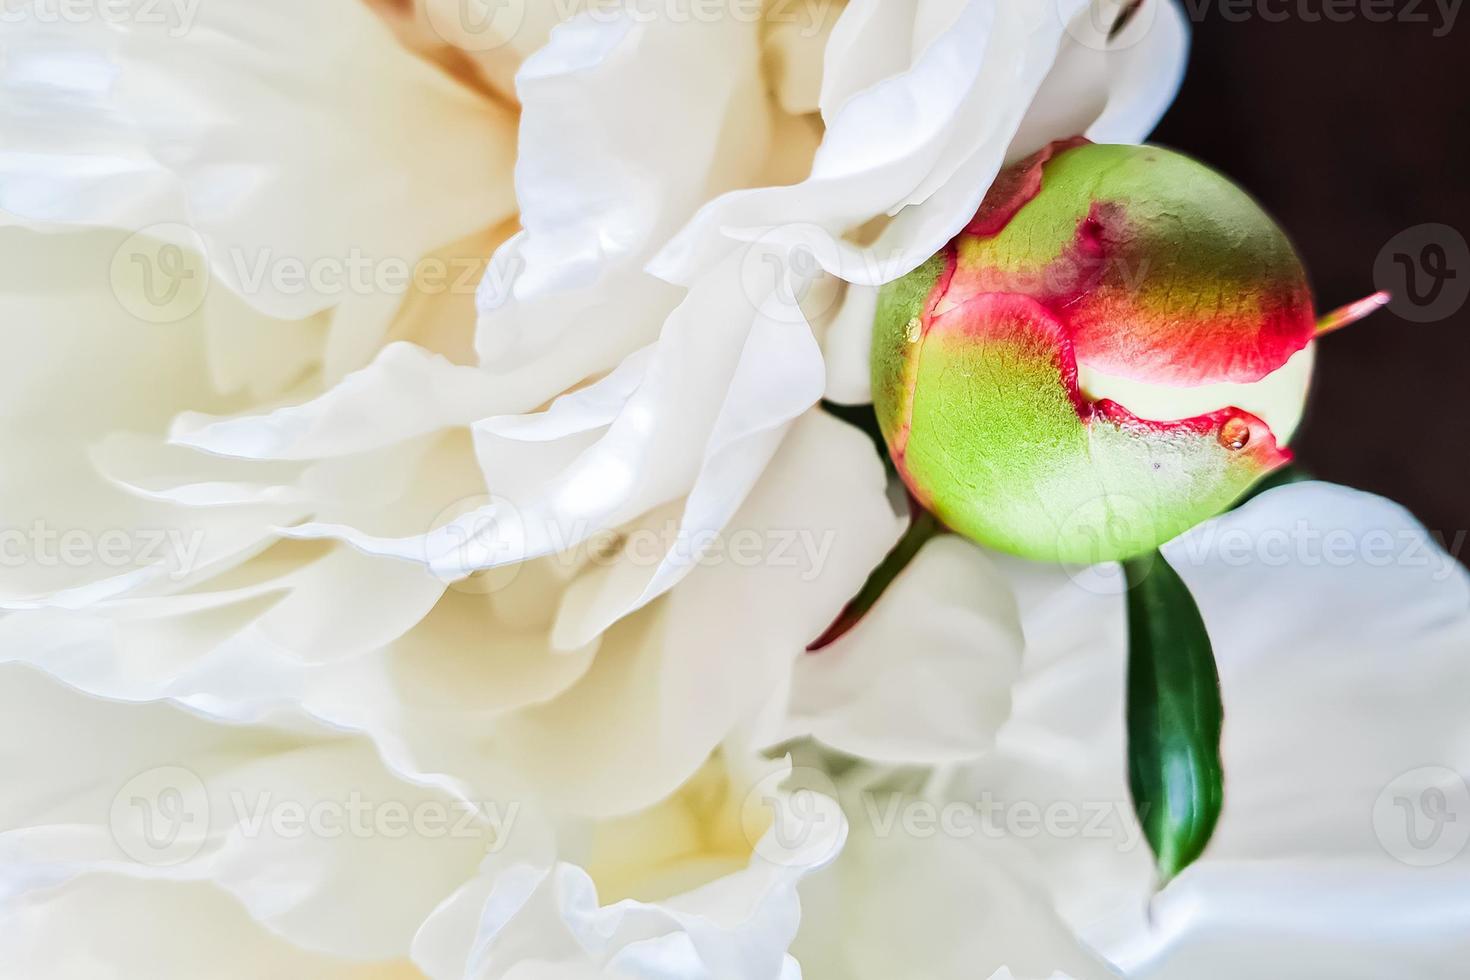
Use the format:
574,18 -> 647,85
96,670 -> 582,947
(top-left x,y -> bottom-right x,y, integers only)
1218,417 -> 1251,451
905,317 -> 922,343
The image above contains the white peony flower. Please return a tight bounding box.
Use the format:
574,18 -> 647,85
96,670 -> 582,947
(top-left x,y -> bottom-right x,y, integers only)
5,0 -> 1465,977
0,0 -> 1183,813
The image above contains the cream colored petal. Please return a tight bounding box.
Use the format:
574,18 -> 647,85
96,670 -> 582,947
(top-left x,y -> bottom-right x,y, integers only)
795,786 -> 1114,980
370,0 -> 577,106
474,6 -> 768,412
764,0 -> 847,116
293,257 -> 829,599
1010,0 -> 1189,153
816,0 -> 927,119
496,411 -> 896,817
1,0 -> 518,328
0,664 -> 501,962
414,757 -> 839,980
648,0 -> 1054,286
170,344 -> 507,462
0,226 -> 314,600
784,534 -> 1022,764
546,317 -> 832,649
653,0 -> 1189,294
297,578 -> 597,806
0,876 -> 421,980
818,281 -> 879,403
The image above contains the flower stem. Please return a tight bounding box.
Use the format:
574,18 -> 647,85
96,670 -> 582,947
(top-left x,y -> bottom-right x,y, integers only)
806,499 -> 946,652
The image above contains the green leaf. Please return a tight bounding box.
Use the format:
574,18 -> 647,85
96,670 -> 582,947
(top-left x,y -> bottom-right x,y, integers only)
1122,550 -> 1224,887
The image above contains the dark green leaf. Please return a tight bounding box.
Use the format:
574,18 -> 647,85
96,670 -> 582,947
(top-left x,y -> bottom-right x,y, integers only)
1122,550 -> 1224,887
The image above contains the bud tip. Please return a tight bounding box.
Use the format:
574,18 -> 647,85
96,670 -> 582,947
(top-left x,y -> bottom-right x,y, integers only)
1316,290 -> 1389,336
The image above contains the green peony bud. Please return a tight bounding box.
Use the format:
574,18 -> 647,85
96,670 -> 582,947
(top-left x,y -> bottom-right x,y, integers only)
872,138 -> 1379,564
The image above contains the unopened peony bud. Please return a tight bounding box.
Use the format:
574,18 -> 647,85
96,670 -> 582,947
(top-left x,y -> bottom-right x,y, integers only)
872,138 -> 1379,564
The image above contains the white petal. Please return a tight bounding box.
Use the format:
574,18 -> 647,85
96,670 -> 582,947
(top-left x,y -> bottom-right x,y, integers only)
1011,0 -> 1189,153
548,314 -> 830,648
795,770 -> 1114,980
415,758 -> 842,980
474,7 -> 767,400
785,534 -> 1022,764
246,545 -> 447,664
91,432 -> 310,508
816,0 -> 928,122
649,0 -> 1069,288
298,577 -> 596,806
0,876 -> 418,979
819,282 -> 879,403
893,0 -> 1088,209
296,256 -> 829,591
170,343 -> 504,461
493,411 -> 898,816
0,664 -> 499,961
1085,0 -> 1190,144
653,0 -> 1190,300
0,226 -> 307,601
1,0 -> 517,323
765,0 -> 847,116
375,0 -> 574,106
982,483 -> 1470,976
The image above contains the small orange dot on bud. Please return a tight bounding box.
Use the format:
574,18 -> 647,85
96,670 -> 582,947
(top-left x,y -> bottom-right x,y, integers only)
1218,417 -> 1251,451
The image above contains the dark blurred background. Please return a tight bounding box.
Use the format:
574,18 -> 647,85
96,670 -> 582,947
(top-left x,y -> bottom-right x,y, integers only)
1150,3 -> 1469,553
